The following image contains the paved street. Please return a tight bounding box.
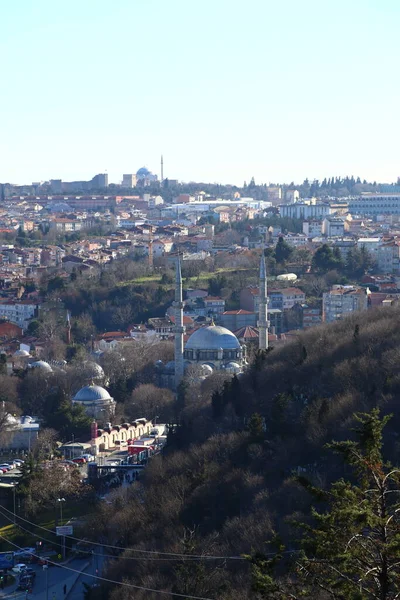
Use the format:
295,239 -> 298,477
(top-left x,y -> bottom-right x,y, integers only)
0,557 -> 93,600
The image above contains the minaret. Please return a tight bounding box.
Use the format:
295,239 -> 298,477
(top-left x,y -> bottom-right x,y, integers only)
257,251 -> 269,351
161,155 -> 164,183
66,311 -> 71,345
173,256 -> 185,388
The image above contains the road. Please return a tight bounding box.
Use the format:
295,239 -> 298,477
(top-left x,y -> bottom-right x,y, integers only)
0,555 -> 102,600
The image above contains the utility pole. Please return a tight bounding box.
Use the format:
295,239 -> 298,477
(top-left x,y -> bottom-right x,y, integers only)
43,564 -> 49,600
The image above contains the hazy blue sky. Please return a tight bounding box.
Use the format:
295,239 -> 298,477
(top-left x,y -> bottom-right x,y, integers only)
0,0 -> 399,186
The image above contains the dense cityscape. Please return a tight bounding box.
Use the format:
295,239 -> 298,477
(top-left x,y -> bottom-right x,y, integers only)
0,165 -> 399,598
2,0 -> 400,597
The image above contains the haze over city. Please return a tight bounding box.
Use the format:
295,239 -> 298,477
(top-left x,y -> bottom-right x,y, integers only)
1,0 -> 399,186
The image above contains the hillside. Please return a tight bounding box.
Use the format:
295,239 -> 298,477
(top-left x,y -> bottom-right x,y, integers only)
86,305 -> 400,600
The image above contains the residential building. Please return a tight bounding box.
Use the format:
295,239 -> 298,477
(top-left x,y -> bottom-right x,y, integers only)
220,309 -> 257,331
0,300 -> 37,329
301,305 -> 322,328
376,240 -> 400,274
279,202 -> 331,220
303,220 -> 323,237
322,216 -> 346,237
349,194 -> 400,216
122,174 -> 137,188
323,285 -> 369,323
203,296 -> 226,316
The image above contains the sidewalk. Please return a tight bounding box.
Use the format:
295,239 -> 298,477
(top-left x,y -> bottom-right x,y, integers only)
34,561 -> 90,600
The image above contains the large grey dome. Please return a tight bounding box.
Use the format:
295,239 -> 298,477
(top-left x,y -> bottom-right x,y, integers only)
185,325 -> 240,350
73,385 -> 112,403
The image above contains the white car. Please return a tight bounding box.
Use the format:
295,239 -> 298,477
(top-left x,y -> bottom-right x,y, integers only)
12,563 -> 27,573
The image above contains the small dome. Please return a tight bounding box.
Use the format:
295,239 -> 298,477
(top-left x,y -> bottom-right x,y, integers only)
200,364 -> 213,376
185,325 -> 240,350
13,349 -> 30,357
30,361 -> 53,373
73,385 -> 112,403
225,361 -> 241,373
82,361 -> 104,379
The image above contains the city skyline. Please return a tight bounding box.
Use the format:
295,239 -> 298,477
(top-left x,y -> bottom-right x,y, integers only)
1,0 -> 399,186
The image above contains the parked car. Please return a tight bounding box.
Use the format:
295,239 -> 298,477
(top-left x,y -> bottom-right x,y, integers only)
0,464 -> 12,471
12,563 -> 27,573
14,460 -> 24,466
81,454 -> 95,462
72,457 -> 86,464
0,468 -> 8,473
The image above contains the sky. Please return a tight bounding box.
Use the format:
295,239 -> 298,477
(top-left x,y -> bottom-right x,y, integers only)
0,0 -> 399,187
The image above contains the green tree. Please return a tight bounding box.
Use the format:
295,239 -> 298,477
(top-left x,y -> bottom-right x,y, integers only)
274,238 -> 293,265
296,409 -> 400,599
312,244 -> 343,272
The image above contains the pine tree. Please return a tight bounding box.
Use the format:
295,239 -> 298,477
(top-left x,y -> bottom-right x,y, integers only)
297,409 -> 400,599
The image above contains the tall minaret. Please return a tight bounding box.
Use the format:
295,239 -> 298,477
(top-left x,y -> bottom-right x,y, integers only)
66,311 -> 71,345
257,251 -> 269,351
173,256 -> 185,388
161,155 -> 164,183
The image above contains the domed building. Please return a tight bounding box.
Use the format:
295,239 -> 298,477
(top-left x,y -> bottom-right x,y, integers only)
184,324 -> 246,370
136,167 -> 158,184
157,259 -> 248,389
72,385 -> 115,419
29,360 -> 53,373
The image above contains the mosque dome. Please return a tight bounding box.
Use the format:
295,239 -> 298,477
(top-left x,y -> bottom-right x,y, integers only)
13,349 -> 30,357
82,361 -> 105,380
30,360 -> 53,373
185,325 -> 241,350
200,364 -> 214,376
73,385 -> 112,404
225,361 -> 242,373
136,167 -> 150,177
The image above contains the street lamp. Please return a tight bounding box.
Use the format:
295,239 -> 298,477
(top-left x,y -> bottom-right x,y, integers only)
57,497 -> 66,524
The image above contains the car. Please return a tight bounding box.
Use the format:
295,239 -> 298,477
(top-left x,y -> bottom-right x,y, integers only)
81,454 -> 95,462
18,575 -> 34,591
12,563 -> 27,573
0,468 -> 8,473
14,459 -> 24,466
72,457 -> 86,464
0,464 -> 11,471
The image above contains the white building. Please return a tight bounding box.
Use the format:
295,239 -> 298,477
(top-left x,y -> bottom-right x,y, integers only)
376,241 -> 400,274
323,286 -> 369,323
303,220 -> 323,237
322,216 -> 346,237
0,301 -> 37,329
349,194 -> 400,216
279,202 -> 332,220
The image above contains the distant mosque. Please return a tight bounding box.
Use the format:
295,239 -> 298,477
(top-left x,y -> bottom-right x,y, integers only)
158,252 -> 269,389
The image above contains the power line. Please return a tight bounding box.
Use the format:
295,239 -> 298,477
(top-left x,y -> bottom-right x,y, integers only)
0,508 -> 225,563
0,534 -> 216,600
0,504 -> 246,561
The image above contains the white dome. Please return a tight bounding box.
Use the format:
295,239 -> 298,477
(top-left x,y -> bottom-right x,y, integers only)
185,326 -> 240,350
13,349 -> 30,357
30,361 -> 53,373
73,385 -> 112,403
200,364 -> 214,375
82,361 -> 104,378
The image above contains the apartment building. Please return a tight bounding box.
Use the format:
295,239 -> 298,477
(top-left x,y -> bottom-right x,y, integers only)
0,300 -> 38,329
323,286 -> 369,323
